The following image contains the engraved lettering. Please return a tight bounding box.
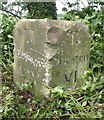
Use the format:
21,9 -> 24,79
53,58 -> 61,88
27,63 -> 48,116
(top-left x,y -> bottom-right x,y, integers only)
72,55 -> 89,62
59,51 -> 62,64
64,71 -> 73,82
64,70 -> 77,83
74,70 -> 77,82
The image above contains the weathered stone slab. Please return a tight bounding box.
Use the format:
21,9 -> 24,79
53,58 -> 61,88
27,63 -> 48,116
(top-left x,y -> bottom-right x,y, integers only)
0,14 -> 2,85
13,19 -> 91,98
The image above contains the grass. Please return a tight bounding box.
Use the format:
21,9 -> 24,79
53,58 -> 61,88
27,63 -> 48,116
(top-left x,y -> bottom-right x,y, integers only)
1,12 -> 104,119
1,72 -> 104,119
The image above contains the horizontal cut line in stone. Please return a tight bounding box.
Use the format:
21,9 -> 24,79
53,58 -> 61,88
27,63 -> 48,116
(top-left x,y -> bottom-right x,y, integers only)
30,48 -> 47,58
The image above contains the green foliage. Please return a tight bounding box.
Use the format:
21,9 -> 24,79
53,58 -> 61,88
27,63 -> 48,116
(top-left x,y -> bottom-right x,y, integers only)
1,1 -> 104,119
1,77 -> 104,118
26,2 -> 57,19
1,1 -> 57,19
1,2 -> 27,18
1,84 -> 19,118
63,1 -> 104,75
0,13 -> 16,80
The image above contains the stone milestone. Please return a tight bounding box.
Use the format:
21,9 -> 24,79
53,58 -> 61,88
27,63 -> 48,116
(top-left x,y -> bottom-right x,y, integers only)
13,19 -> 91,98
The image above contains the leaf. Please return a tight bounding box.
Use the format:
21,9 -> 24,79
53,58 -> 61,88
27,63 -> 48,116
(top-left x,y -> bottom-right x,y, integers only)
53,86 -> 64,94
7,35 -> 13,39
82,81 -> 91,90
82,101 -> 87,107
97,112 -> 103,118
93,63 -> 103,69
17,104 -> 28,115
90,84 -> 96,92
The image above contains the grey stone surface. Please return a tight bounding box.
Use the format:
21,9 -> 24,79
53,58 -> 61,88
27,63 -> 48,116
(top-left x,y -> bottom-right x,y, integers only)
0,14 -> 2,85
13,19 -> 91,98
